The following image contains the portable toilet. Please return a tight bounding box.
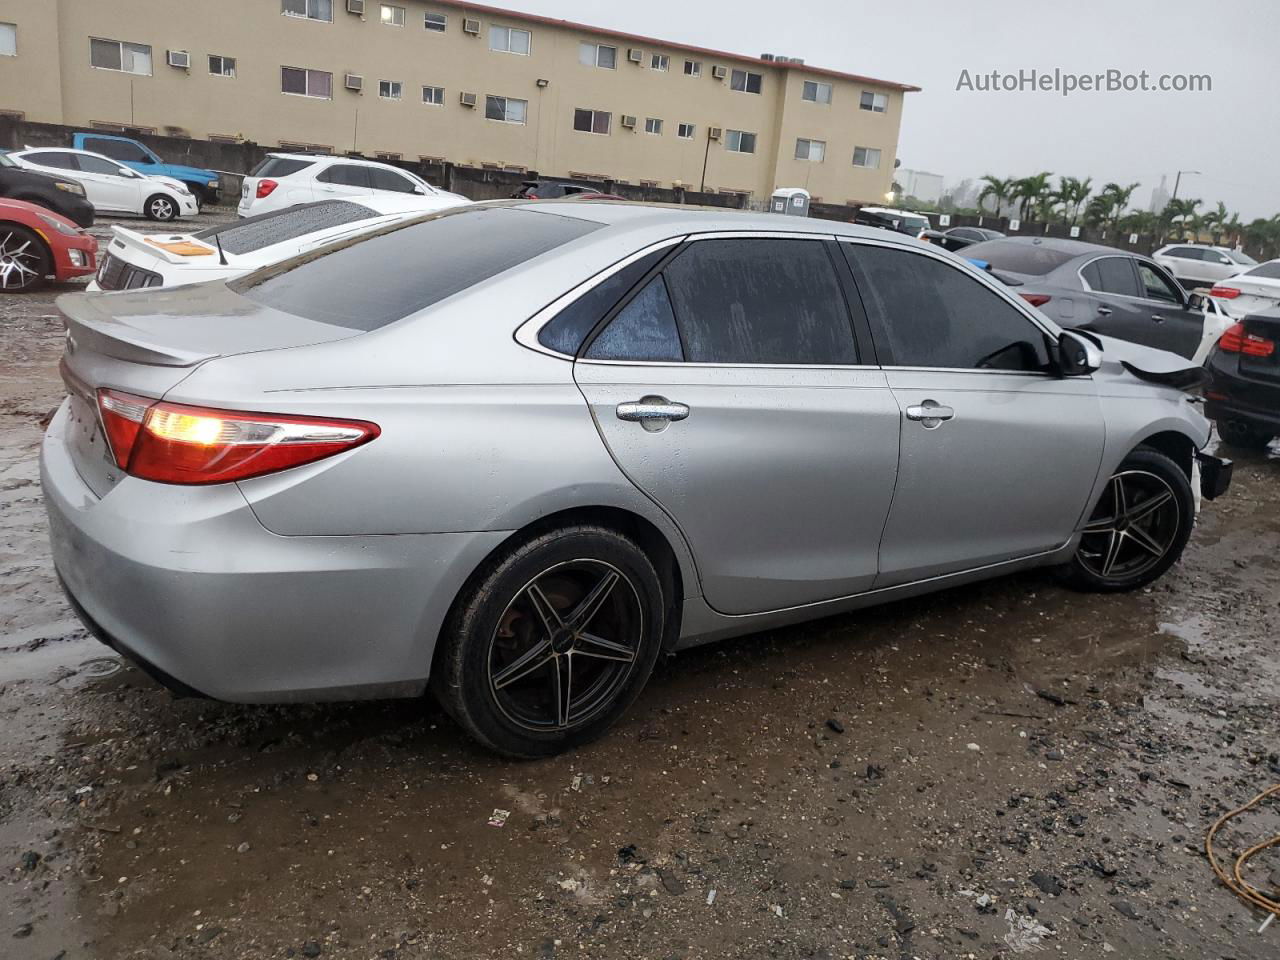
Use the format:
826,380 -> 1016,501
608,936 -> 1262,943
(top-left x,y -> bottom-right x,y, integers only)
770,187 -> 810,217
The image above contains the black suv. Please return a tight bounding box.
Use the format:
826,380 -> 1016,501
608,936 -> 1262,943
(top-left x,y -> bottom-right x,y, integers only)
0,151 -> 95,226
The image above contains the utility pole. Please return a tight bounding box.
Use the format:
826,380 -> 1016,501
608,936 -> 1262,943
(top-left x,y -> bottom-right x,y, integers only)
699,129 -> 713,194
1171,169 -> 1199,203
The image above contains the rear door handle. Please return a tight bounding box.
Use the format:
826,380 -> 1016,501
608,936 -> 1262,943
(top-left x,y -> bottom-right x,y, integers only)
616,397 -> 689,424
905,400 -> 955,427
1096,306 -> 1113,316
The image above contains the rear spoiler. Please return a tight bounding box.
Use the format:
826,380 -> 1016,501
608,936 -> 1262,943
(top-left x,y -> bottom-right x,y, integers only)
106,225 -> 219,266
56,292 -> 213,367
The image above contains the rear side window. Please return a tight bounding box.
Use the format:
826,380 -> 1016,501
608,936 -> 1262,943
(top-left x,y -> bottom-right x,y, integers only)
85,138 -> 150,163
236,206 -> 601,330
586,276 -> 683,362
845,244 -> 1050,371
661,238 -> 858,364
963,239 -> 1076,276
317,164 -> 371,188
1082,257 -> 1141,297
368,167 -> 417,193
249,157 -> 315,178
23,151 -> 77,169
538,247 -> 670,355
195,200 -> 377,255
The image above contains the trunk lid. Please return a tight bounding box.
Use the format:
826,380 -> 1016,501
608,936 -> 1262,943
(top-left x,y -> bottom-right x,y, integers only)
56,284 -> 364,498
1239,311 -> 1280,383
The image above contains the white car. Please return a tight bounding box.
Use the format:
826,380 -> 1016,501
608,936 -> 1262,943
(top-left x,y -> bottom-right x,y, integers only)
238,153 -> 465,218
1207,259 -> 1280,319
1152,243 -> 1257,289
8,147 -> 198,222
87,193 -> 472,292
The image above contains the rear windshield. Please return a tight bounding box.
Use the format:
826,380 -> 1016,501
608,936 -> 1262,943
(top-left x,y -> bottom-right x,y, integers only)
962,239 -> 1076,276
1244,262 -> 1280,280
235,206 -> 601,330
249,157 -> 315,178
195,200 -> 376,255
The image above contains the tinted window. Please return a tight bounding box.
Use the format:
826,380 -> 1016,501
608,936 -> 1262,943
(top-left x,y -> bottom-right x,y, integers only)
368,167 -> 417,193
236,207 -> 600,330
77,154 -> 127,175
538,247 -> 670,355
85,138 -> 150,163
845,244 -> 1050,371
1164,246 -> 1196,259
317,164 -> 371,188
1244,262 -> 1280,280
586,276 -> 683,362
1082,257 -> 1141,297
1137,262 -> 1182,303
961,239 -> 1076,276
661,238 -> 857,365
949,228 -> 979,240
24,151 -> 77,169
250,157 -> 316,178
195,200 -> 378,255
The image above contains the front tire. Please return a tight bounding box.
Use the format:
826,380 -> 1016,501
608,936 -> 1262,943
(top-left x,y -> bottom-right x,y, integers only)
145,194 -> 178,222
432,525 -> 666,758
0,223 -> 51,292
1061,447 -> 1194,592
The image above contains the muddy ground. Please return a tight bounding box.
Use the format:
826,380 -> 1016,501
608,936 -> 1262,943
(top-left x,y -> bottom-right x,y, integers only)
1,211 -> 1278,960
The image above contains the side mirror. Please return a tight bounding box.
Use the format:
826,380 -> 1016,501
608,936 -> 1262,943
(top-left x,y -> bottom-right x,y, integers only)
1187,292 -> 1206,311
1056,330 -> 1102,377
413,185 -> 427,195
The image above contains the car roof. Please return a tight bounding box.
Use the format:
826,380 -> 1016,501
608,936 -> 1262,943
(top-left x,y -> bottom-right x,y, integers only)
266,152 -> 422,174
978,235 -> 1136,258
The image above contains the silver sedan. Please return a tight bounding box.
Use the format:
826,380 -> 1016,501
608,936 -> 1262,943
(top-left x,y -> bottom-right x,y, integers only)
43,202 -> 1231,756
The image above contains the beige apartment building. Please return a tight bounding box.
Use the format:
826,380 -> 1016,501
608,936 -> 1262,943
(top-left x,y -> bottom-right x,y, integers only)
0,0 -> 919,203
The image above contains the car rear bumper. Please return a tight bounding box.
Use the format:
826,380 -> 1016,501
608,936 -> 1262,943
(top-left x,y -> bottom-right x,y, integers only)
41,400 -> 508,703
1205,350 -> 1280,432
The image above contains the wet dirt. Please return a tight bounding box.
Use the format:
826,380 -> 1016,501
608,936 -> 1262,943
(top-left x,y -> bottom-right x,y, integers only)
1,213 -> 1278,959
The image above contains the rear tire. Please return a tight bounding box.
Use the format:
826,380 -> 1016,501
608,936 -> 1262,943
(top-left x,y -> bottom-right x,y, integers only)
1060,447 -> 1194,592
431,525 -> 665,758
1216,419 -> 1273,450
145,194 -> 178,222
0,223 -> 51,292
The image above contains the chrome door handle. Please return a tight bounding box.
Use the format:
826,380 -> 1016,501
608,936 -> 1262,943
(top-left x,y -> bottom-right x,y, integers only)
616,397 -> 689,423
905,400 -> 955,428
1096,306 -> 1113,316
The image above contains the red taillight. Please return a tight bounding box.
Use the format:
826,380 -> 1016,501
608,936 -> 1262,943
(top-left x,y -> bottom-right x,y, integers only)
1019,293 -> 1052,307
95,391 -> 379,485
255,179 -> 278,199
1209,286 -> 1240,299
1218,322 -> 1276,358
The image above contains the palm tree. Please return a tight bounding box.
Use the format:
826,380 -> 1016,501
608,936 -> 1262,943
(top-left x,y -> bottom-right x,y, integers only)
1160,197 -> 1201,242
1011,172 -> 1053,222
1243,216 -> 1280,260
1201,202 -> 1231,244
1119,209 -> 1157,237
1053,176 -> 1093,226
976,175 -> 1014,217
1090,182 -> 1140,231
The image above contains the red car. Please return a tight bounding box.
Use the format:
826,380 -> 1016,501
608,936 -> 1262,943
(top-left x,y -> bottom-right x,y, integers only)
0,198 -> 97,293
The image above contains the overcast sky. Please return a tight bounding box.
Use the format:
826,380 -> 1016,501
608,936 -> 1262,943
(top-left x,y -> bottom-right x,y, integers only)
511,0 -> 1279,220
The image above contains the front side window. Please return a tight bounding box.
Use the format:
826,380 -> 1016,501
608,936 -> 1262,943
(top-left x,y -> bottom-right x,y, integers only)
852,146 -> 881,169
316,163 -> 371,187
644,117 -> 663,135
282,0 -> 332,21
730,69 -> 763,94
860,90 -> 888,112
1082,257 -> 1141,297
379,80 -> 403,100
90,38 -> 152,75
677,122 -> 695,140
1138,262 -> 1182,303
844,244 -> 1050,371
77,154 -> 129,176
281,66 -> 332,98
802,80 -> 832,103
84,137 -> 150,163
422,85 -> 444,105
587,276 -> 684,362
424,12 -> 447,31
485,95 -> 527,123
573,108 -> 611,135
662,238 -> 858,365
0,23 -> 16,57
209,54 -> 236,77
489,25 -> 531,55
369,167 -> 417,193
794,138 -> 825,162
380,4 -> 405,26
683,59 -> 702,77
725,130 -> 756,154
651,53 -> 669,71
579,42 -> 616,69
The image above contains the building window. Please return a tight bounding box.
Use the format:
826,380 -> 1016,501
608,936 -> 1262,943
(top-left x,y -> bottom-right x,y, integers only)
794,138 -> 825,162
683,59 -> 701,77
281,66 -> 332,98
645,117 -> 663,135
730,69 -> 762,94
379,79 -> 403,100
89,38 -> 152,75
677,122 -> 695,140
578,42 -> 616,69
0,23 -> 15,57
573,108 -> 611,135
860,91 -> 888,113
802,80 -> 832,103
424,12 -> 447,31
853,146 -> 881,168
724,129 -> 756,154
489,25 -> 531,55
282,0 -> 332,22
209,55 -> 236,77
380,4 -> 405,26
485,95 -> 527,123
651,53 -> 669,71
422,85 -> 444,105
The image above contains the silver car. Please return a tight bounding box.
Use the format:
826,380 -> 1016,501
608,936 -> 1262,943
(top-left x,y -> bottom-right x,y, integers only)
43,202 -> 1232,757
